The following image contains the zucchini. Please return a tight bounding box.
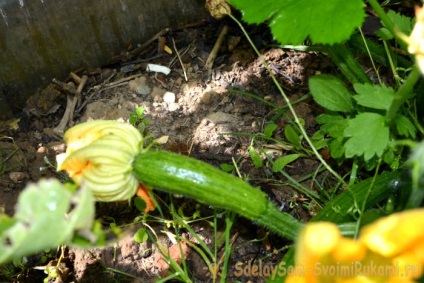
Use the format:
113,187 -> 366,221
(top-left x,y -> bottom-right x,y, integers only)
133,150 -> 303,240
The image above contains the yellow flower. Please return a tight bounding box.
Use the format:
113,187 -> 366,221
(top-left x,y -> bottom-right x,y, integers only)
360,209 -> 424,280
407,7 -> 424,74
287,222 -> 366,283
287,210 -> 424,282
57,120 -> 144,202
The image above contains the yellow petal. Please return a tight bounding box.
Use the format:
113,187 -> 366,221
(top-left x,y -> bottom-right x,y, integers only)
408,6 -> 424,74
63,120 -> 142,153
360,209 -> 424,257
331,238 -> 366,262
57,120 -> 143,202
300,222 -> 340,257
290,222 -> 341,283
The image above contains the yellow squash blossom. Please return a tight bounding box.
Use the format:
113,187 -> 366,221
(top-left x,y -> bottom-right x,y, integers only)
57,120 -> 155,212
287,209 -> 424,283
360,209 -> 424,281
407,7 -> 424,74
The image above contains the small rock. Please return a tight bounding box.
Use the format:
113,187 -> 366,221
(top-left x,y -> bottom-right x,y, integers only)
151,86 -> 166,99
167,103 -> 179,112
43,127 -> 56,138
205,111 -> 237,124
200,91 -> 213,104
8,172 -> 29,184
128,76 -> 151,96
37,146 -> 47,154
163,92 -> 176,104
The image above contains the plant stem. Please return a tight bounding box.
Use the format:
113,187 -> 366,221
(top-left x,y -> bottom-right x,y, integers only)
367,0 -> 394,35
228,13 -> 346,186
367,0 -> 407,51
359,28 -> 382,84
256,202 -> 303,240
386,66 -> 421,123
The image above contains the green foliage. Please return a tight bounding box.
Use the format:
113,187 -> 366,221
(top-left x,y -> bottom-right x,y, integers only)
263,122 -> 277,138
376,10 -> 414,40
219,163 -> 235,172
284,124 -> 302,150
248,145 -> 263,168
309,74 -> 354,112
344,113 -> 390,161
134,197 -> 147,212
129,106 -> 148,133
272,154 -> 302,172
133,228 -> 148,243
353,83 -> 394,110
395,114 -> 416,138
310,75 -> 416,167
129,106 -> 145,125
0,179 -> 95,264
227,0 -> 366,44
0,179 -> 122,265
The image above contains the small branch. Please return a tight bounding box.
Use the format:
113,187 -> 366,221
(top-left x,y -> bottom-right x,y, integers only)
204,25 -> 229,70
386,66 -> 421,124
53,74 -> 88,136
172,37 -> 188,81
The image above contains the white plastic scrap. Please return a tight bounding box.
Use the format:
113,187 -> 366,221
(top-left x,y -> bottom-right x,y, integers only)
146,64 -> 171,75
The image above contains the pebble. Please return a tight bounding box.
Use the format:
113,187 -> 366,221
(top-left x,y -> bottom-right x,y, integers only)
167,103 -> 179,112
9,172 -> 29,184
129,76 -> 151,96
163,92 -> 176,104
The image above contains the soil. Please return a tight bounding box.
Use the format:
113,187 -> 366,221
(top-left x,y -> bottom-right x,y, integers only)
0,19 -> 334,283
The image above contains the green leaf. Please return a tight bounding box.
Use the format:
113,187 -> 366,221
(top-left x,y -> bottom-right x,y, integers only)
383,148 -> 398,170
375,28 -> 393,41
284,124 -> 301,149
248,146 -> 262,168
329,137 -> 345,159
353,83 -> 394,110
388,10 -> 413,35
395,114 -> 416,139
135,106 -> 145,117
228,0 -> 365,44
377,10 -> 413,41
134,197 -> 147,213
133,228 -> 148,243
272,154 -> 302,172
0,215 -> 15,235
344,113 -> 390,160
220,163 -> 235,172
0,179 -> 95,264
309,74 -> 354,112
311,131 -> 328,150
264,123 -> 277,138
316,114 -> 348,138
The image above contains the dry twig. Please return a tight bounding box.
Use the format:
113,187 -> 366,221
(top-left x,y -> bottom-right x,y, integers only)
204,25 -> 229,70
53,74 -> 87,136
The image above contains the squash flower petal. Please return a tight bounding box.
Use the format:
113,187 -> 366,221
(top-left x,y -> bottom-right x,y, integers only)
288,210 -> 424,282
407,7 -> 424,74
57,120 -> 143,202
360,209 -> 424,258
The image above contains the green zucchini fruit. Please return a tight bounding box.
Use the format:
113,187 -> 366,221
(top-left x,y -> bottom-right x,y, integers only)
133,150 -> 303,240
